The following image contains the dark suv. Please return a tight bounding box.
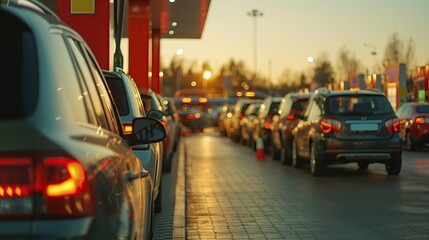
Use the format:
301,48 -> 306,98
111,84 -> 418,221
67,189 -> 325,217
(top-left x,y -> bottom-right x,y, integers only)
291,88 -> 402,176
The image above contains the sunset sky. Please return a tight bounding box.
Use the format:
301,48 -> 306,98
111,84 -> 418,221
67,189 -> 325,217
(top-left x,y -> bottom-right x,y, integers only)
160,0 -> 429,84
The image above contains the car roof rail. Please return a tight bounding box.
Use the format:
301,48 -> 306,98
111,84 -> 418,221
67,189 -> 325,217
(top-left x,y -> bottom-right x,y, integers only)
365,88 -> 384,94
315,87 -> 330,94
11,0 -> 62,21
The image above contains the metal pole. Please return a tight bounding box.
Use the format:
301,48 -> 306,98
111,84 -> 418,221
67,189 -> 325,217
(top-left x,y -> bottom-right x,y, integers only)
247,9 -> 263,77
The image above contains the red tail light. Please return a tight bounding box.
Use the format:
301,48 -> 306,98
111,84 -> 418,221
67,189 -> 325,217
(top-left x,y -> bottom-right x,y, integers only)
385,118 -> 400,133
263,115 -> 273,129
123,124 -> 133,134
286,114 -> 295,120
415,116 -> 427,124
239,113 -> 244,119
319,117 -> 341,134
187,114 -> 194,120
0,151 -> 94,219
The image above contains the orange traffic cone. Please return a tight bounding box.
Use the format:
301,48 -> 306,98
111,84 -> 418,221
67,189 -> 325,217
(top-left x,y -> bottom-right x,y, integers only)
256,138 -> 265,160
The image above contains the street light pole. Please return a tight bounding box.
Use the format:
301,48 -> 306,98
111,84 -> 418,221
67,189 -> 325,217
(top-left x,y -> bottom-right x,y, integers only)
247,9 -> 263,78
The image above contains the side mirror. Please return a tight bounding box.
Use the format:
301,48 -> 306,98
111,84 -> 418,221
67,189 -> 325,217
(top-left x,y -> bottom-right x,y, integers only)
132,117 -> 167,144
148,109 -> 164,120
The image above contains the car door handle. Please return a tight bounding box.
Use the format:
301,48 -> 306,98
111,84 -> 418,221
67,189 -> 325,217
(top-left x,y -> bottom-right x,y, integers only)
125,170 -> 149,182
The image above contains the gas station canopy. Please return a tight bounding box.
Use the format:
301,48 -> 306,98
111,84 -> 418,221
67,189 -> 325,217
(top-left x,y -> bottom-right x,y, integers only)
151,0 -> 211,39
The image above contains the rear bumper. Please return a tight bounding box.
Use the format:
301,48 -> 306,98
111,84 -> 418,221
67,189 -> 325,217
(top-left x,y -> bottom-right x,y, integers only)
316,135 -> 402,164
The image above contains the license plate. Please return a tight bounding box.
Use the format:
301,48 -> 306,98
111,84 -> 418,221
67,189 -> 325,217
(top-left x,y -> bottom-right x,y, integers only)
350,123 -> 378,131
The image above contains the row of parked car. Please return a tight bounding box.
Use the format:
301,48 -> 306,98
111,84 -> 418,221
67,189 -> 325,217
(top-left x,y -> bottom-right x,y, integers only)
219,87 -> 429,177
0,1 -> 180,239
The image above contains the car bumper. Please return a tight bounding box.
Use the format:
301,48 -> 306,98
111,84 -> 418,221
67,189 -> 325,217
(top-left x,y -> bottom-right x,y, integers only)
316,135 -> 402,164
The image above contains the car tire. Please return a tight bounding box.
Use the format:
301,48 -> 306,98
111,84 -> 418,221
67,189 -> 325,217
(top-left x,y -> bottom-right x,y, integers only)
155,182 -> 162,213
162,154 -> 172,172
280,140 -> 292,165
406,131 -> 416,151
385,156 -> 401,175
310,141 -> 325,176
357,162 -> 369,170
292,139 -> 303,169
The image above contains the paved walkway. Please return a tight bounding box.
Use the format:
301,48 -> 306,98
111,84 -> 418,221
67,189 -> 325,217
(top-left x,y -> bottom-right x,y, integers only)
185,132 -> 293,240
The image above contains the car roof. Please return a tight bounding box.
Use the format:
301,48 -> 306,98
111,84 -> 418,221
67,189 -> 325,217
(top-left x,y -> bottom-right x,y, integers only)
315,89 -> 385,97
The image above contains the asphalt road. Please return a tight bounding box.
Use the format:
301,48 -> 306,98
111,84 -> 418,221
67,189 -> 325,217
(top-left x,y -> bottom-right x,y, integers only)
184,129 -> 429,240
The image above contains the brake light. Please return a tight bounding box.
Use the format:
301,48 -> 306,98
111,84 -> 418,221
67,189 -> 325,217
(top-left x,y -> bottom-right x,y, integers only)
239,113 -> 244,119
385,118 -> 400,133
319,117 -> 341,134
0,152 -> 94,218
264,115 -> 273,129
182,97 -> 192,103
187,114 -> 194,120
415,117 -> 425,124
123,124 -> 133,134
286,114 -> 295,120
44,158 -> 87,197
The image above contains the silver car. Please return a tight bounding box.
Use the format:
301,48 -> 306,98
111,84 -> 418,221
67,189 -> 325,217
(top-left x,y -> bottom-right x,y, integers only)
0,1 -> 166,239
104,69 -> 164,213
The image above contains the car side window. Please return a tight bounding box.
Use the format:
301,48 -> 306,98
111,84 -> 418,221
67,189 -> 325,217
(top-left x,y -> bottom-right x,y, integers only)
83,46 -> 121,134
67,37 -> 108,128
130,77 -> 145,116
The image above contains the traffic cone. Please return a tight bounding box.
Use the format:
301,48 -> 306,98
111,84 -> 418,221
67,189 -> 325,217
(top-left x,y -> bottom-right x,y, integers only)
256,138 -> 265,160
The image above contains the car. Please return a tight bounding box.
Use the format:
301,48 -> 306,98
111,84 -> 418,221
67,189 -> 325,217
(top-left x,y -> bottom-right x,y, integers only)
0,2 -> 166,239
163,97 -> 182,150
140,88 -> 176,172
103,69 -> 164,213
396,102 -> 429,150
271,93 -> 311,163
230,98 -> 263,143
178,105 -> 206,132
240,102 -> 262,147
291,88 -> 402,176
218,103 -> 235,137
250,96 -> 282,151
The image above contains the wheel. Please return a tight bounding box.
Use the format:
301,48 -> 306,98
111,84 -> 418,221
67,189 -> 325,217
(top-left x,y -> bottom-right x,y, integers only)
155,183 -> 162,213
406,131 -> 416,151
385,156 -> 401,175
292,139 -> 303,169
162,154 -> 172,172
310,141 -> 325,176
357,162 -> 369,170
280,140 -> 292,165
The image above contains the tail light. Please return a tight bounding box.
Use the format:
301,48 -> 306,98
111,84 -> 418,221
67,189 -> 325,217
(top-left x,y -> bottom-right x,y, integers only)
385,118 -> 400,133
0,151 -> 94,219
286,114 -> 295,120
319,117 -> 341,134
239,113 -> 244,119
187,114 -> 194,120
123,124 -> 133,134
414,116 -> 428,124
263,115 -> 273,129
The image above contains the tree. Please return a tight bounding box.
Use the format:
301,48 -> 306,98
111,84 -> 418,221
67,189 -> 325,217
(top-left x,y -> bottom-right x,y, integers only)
382,32 -> 415,68
337,46 -> 362,80
312,56 -> 335,87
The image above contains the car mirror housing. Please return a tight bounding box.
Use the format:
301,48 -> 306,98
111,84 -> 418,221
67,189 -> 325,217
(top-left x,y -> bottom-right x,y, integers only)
131,117 -> 167,144
148,109 -> 165,120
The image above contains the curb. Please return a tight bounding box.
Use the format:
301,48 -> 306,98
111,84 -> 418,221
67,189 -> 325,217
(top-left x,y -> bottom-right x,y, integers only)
172,139 -> 186,239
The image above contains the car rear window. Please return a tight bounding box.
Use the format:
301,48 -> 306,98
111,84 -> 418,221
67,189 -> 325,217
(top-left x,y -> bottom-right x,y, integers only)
416,105 -> 429,114
105,76 -> 129,116
0,12 -> 38,119
292,98 -> 308,112
328,95 -> 393,115
268,102 -> 280,115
